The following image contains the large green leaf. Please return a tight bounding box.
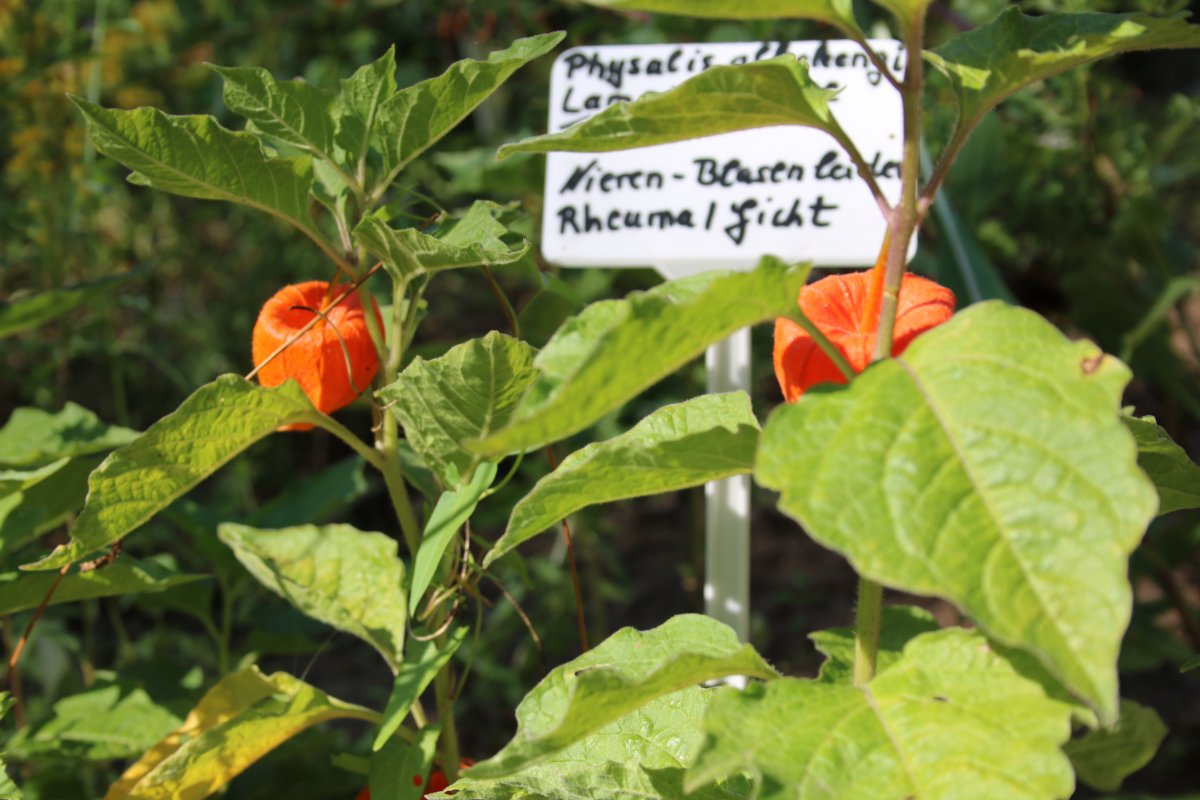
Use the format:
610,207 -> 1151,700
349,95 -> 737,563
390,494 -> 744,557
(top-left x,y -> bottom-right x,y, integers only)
445,688 -> 750,800
1123,415 -> 1200,515
372,724 -> 441,800
755,302 -> 1157,722
355,201 -> 530,284
0,402 -> 136,469
468,614 -> 778,779
70,98 -> 328,251
374,627 -> 468,752
0,455 -> 101,556
0,558 -> 207,615
499,56 -> 844,159
410,463 -> 496,612
1064,699 -> 1167,793
219,523 -> 408,671
24,376 -> 332,571
379,332 -> 537,486
0,272 -> 140,339
484,392 -> 760,568
686,628 -> 1074,800
376,33 -> 565,180
332,46 -> 397,176
474,257 -> 810,456
925,10 -> 1200,130
210,65 -> 337,160
104,667 -> 378,800
578,0 -> 860,34
8,678 -> 183,761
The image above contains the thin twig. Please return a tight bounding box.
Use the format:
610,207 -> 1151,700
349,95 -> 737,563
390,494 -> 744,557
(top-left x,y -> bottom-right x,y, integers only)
544,446 -> 589,652
7,564 -> 71,726
481,265 -> 521,340
485,574 -> 546,673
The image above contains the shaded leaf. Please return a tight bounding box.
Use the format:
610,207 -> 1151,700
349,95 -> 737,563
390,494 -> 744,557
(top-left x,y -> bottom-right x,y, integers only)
809,605 -> 939,684
410,463 -> 496,612
756,302 -> 1157,722
1124,414 -> 1200,515
249,456 -> 371,529
71,98 -> 327,249
379,331 -> 537,485
925,10 -> 1200,129
0,455 -> 101,557
0,272 -> 140,339
474,257 -> 811,456
0,558 -> 207,615
219,523 -> 408,671
104,667 -> 378,800
687,628 -> 1074,800
372,724 -> 441,800
444,688 -> 750,800
499,56 -> 844,159
1065,700 -> 1167,793
469,614 -> 777,779
25,376 -> 330,571
374,627 -> 468,752
332,46 -> 397,174
377,33 -> 565,178
485,392 -> 759,568
355,201 -> 529,284
0,402 -> 136,469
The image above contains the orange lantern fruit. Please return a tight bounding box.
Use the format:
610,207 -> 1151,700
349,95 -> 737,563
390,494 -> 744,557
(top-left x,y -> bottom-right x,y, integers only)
252,281 -> 383,429
773,269 -> 955,403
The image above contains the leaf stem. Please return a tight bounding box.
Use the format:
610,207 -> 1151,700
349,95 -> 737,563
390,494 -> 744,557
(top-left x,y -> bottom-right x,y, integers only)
831,126 -> 893,218
917,117 -> 976,221
785,308 -> 857,382
848,31 -> 902,91
853,578 -> 883,685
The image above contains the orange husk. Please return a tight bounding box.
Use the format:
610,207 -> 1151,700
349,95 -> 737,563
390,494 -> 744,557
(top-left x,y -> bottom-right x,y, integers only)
773,242 -> 955,403
251,281 -> 383,430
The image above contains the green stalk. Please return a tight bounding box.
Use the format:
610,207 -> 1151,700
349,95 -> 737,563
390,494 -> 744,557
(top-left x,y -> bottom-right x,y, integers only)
853,8 -> 929,687
434,667 -> 462,781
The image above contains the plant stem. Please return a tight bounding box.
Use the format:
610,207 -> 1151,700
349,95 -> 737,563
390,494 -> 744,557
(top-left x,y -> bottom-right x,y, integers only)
434,667 -> 462,781
831,127 -> 892,218
853,8 -> 929,687
381,414 -> 422,557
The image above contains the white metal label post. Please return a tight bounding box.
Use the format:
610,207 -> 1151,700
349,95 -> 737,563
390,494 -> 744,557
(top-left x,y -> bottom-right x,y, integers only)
540,39 -> 907,641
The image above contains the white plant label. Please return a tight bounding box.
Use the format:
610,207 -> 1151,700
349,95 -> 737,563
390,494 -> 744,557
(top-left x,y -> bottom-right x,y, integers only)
540,40 -> 907,274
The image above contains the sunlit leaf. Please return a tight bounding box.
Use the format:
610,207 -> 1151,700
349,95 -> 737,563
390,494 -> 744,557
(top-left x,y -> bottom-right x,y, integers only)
0,558 -> 207,615
1065,700 -> 1167,793
474,257 -> 810,456
485,392 -> 759,568
925,9 -> 1200,129
374,627 -> 468,752
0,456 -> 101,557
210,65 -> 337,160
104,667 -> 378,800
756,302 -> 1157,722
0,402 -> 136,469
499,56 -> 844,159
379,331 -> 537,485
577,0 -> 861,34
219,523 -> 408,671
332,46 -> 397,174
355,201 -> 529,284
469,614 -> 777,779
687,628 -> 1074,800
1123,414 -> 1200,515
410,463 -> 496,612
24,376 -> 332,571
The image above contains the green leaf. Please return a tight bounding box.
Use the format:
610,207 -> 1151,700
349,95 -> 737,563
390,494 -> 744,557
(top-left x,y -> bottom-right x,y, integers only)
925,9 -> 1200,129
0,402 -> 136,469
410,463 -> 497,612
209,65 -> 337,160
372,724 -> 441,800
474,257 -> 811,457
8,678 -> 183,761
809,605 -> 940,684
333,46 -> 398,174
219,523 -> 408,671
577,0 -> 860,34
24,376 -> 329,572
499,55 -> 844,159
355,200 -> 530,283
484,392 -> 760,568
0,272 -> 140,339
249,456 -> 371,529
1124,415 -> 1200,515
755,302 -> 1157,723
1183,654 -> 1200,673
105,667 -> 378,800
687,628 -> 1074,800
868,0 -> 932,27
1065,700 -> 1167,793
376,33 -> 565,179
378,331 -> 537,486
446,687 -> 750,800
0,558 -> 207,615
374,626 -> 468,752
468,614 -> 778,779
70,98 -> 330,253
0,694 -> 23,800
0,455 -> 101,557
